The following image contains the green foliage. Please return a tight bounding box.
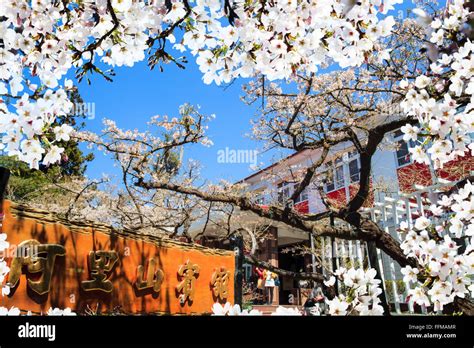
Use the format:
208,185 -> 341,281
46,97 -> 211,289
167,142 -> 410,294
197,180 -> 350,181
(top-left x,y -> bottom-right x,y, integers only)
50,88 -> 95,177
0,88 -> 94,201
159,136 -> 182,176
0,156 -> 54,200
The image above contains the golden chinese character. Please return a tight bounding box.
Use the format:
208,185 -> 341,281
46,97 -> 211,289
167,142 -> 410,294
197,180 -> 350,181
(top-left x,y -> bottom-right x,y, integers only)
211,267 -> 230,300
8,239 -> 66,296
135,258 -> 164,293
176,260 -> 200,303
81,251 -> 118,293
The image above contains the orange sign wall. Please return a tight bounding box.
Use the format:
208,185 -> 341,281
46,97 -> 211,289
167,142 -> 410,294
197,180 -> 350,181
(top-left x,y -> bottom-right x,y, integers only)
1,201 -> 235,315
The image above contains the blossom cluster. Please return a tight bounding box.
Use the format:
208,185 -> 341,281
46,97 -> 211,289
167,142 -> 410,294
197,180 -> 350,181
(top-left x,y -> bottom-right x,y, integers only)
0,306 -> 76,316
0,91 -> 74,170
0,233 -> 10,297
211,302 -> 303,315
400,0 -> 474,169
77,103 -> 213,156
187,0 -> 402,84
324,267 -> 385,315
75,103 -> 213,191
0,0 -> 402,168
211,302 -> 263,315
400,181 -> 474,312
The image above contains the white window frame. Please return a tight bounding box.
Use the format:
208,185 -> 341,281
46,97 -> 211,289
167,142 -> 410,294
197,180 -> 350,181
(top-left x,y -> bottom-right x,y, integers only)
294,187 -> 308,204
393,130 -> 414,169
324,151 -> 361,193
278,181 -> 309,204
277,181 -> 292,204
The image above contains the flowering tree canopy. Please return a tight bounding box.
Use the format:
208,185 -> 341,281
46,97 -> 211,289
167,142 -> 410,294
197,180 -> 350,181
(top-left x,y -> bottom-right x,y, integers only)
1,0 -> 403,168
0,0 -> 473,316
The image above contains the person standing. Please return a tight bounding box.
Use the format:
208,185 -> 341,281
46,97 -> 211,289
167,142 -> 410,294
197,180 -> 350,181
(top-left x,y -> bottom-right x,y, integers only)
304,287 -> 325,315
255,267 -> 265,304
263,269 -> 278,305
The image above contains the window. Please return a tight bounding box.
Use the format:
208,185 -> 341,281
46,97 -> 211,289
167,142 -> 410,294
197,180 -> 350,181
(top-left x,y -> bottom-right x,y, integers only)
392,128 -> 426,168
335,165 -> 344,189
294,188 -> 308,204
349,158 -> 360,183
393,130 -> 415,168
348,150 -> 358,158
277,181 -> 291,204
325,180 -> 335,192
348,150 -> 360,183
324,161 -> 335,192
277,182 -> 308,204
254,195 -> 265,205
324,151 -> 361,192
324,161 -> 344,192
396,140 -> 411,167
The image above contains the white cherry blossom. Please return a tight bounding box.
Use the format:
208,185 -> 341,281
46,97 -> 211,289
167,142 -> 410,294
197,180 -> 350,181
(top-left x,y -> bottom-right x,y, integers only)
400,181 -> 474,312
401,266 -> 419,284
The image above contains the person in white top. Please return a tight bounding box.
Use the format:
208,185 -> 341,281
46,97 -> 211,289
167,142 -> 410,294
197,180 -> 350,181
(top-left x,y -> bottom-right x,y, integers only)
264,269 -> 277,304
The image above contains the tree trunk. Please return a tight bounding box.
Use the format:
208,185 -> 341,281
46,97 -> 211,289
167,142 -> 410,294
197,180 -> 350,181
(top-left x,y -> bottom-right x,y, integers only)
230,234 -> 244,306
454,297 -> 474,316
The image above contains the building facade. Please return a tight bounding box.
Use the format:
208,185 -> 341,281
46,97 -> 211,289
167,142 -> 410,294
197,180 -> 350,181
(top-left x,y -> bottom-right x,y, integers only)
194,127 -> 473,307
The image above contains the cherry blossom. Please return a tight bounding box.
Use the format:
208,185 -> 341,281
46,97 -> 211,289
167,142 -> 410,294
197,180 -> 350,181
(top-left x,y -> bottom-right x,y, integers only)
326,267 -> 385,316
211,302 -> 232,315
400,0 -> 473,169
46,307 -> 77,316
400,124 -> 419,142
0,0 -> 472,317
211,302 -> 262,315
0,233 -> 9,252
0,233 -> 10,298
0,306 -> 20,316
0,0 -> 403,168
327,297 -> 350,316
0,306 -> 76,316
400,181 -> 474,312
54,124 -> 74,142
42,145 -> 65,167
408,287 -> 431,307
401,265 -> 419,284
271,306 -> 303,316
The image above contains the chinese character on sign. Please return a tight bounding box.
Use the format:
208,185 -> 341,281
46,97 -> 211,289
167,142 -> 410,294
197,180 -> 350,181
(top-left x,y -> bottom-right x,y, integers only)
210,267 -> 230,300
81,251 -> 118,293
135,258 -> 164,293
7,240 -> 66,295
176,260 -> 200,303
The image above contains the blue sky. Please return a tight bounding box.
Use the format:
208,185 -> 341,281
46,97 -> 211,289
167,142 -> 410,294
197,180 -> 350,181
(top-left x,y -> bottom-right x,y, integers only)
76,57 -> 284,184
75,1 -> 416,184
